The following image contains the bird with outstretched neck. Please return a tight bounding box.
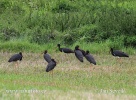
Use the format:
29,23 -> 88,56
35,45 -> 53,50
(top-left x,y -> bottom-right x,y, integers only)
110,48 -> 129,63
57,44 -> 74,53
110,48 -> 129,57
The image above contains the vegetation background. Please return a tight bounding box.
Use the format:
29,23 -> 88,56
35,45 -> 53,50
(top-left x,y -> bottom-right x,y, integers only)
0,0 -> 136,53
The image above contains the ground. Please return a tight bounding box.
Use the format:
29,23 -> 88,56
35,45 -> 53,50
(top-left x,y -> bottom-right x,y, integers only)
0,52 -> 136,100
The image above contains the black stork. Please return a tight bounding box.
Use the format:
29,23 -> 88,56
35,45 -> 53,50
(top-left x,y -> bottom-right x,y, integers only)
57,44 -> 74,53
74,45 -> 84,62
85,50 -> 96,71
43,50 -> 52,63
110,48 -> 129,63
75,45 -> 86,56
46,59 -> 57,77
8,52 -> 23,72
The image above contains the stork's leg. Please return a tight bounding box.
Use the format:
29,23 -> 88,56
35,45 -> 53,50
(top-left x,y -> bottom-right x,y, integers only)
14,62 -> 16,71
49,71 -> 51,77
118,57 -> 122,66
16,61 -> 19,73
17,61 -> 19,69
120,58 -> 122,63
65,53 -> 66,59
49,71 -> 50,77
51,70 -> 53,78
64,53 -> 67,62
14,62 -> 17,74
116,57 -> 121,64
90,64 -> 95,71
16,62 -> 19,74
49,70 -> 52,77
93,65 -> 95,70
90,64 -> 92,71
119,57 -> 121,63
116,58 -> 118,65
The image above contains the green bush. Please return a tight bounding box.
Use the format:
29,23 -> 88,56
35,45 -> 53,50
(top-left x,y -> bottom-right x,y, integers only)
0,28 -> 20,41
0,0 -> 136,48
52,1 -> 78,13
124,36 -> 136,47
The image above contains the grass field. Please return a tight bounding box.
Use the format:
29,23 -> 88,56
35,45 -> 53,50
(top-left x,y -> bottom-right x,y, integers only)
0,0 -> 136,99
0,52 -> 136,100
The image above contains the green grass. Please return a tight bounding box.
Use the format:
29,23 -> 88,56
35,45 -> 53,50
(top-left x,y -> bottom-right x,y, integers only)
0,0 -> 136,99
0,40 -> 56,53
0,52 -> 136,99
0,40 -> 135,55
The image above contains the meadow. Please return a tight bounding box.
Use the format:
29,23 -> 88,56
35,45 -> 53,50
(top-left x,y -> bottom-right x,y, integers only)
0,46 -> 136,100
0,0 -> 136,99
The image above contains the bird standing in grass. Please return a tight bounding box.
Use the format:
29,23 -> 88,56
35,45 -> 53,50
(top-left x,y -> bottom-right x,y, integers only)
46,59 -> 57,77
74,45 -> 84,62
85,50 -> 96,71
57,44 -> 74,53
110,48 -> 129,63
43,50 -> 52,63
8,52 -> 23,72
57,44 -> 74,61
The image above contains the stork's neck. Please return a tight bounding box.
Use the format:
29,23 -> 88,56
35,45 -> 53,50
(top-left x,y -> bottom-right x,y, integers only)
58,45 -> 63,52
58,45 -> 60,49
110,48 -> 114,55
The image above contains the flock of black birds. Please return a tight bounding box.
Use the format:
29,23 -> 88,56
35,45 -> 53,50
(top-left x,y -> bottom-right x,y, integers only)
8,44 -> 129,76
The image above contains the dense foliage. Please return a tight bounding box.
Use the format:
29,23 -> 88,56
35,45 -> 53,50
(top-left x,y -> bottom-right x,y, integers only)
0,0 -> 136,47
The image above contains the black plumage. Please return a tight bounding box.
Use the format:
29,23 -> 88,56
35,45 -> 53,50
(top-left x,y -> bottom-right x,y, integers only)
85,50 -> 96,65
8,52 -> 23,62
43,50 -> 52,63
57,44 -> 74,53
74,45 -> 84,62
80,49 -> 86,56
110,48 -> 129,57
46,59 -> 56,72
75,45 -> 86,56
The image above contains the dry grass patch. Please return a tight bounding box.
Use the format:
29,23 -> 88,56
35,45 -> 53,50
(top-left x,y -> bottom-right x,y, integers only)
0,52 -> 136,99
